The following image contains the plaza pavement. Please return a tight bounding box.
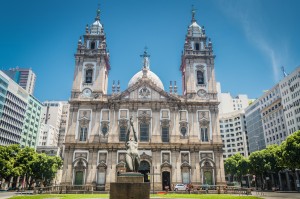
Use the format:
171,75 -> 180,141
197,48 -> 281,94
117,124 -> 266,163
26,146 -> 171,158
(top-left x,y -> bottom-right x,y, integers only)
253,191 -> 300,199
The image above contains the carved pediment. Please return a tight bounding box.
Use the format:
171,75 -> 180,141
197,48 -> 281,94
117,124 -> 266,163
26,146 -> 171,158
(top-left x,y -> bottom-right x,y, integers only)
73,158 -> 88,170
161,119 -> 170,127
116,161 -> 126,168
78,117 -> 90,126
108,80 -> 181,102
138,110 -> 152,124
195,65 -> 205,71
199,119 -> 210,126
181,161 -> 191,169
97,161 -> 107,169
118,118 -> 129,127
161,161 -> 172,169
140,152 -> 152,162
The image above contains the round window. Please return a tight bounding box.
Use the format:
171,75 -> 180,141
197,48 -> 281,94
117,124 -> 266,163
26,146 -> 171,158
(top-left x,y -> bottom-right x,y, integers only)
181,127 -> 187,136
102,126 -> 108,135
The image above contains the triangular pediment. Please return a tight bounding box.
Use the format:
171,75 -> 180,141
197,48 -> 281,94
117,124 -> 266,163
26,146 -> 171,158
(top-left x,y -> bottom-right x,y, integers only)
161,161 -> 172,169
109,78 -> 180,102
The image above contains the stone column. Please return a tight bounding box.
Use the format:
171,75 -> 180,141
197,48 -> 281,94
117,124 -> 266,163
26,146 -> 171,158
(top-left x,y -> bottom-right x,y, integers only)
285,171 -> 291,191
215,149 -> 226,185
278,172 -> 283,191
61,148 -> 74,185
86,149 -> 96,185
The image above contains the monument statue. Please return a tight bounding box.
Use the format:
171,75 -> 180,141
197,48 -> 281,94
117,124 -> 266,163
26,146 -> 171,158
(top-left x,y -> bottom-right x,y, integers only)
125,116 -> 140,172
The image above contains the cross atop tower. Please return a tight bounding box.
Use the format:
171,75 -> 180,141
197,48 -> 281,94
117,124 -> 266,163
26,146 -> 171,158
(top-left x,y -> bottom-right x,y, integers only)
191,5 -> 197,22
95,4 -> 100,21
140,47 -> 150,69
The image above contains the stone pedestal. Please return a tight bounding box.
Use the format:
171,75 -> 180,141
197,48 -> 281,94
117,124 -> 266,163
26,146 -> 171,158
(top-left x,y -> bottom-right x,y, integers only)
110,173 -> 150,199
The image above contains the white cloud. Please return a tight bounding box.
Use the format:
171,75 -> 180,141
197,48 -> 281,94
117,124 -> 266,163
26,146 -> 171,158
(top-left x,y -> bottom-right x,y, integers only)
216,0 -> 289,82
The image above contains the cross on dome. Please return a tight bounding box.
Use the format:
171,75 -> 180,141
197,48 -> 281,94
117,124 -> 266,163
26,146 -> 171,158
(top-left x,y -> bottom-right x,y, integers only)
140,46 -> 150,70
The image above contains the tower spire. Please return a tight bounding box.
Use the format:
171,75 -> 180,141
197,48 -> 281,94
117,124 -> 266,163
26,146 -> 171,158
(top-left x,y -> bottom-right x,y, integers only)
140,46 -> 150,69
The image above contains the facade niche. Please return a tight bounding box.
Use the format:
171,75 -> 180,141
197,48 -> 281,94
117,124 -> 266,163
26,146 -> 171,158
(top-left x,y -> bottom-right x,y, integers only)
161,110 -> 170,142
77,110 -> 91,142
198,111 -> 210,142
100,110 -> 110,137
181,152 -> 191,184
96,152 -> 107,191
118,110 -> 129,142
179,110 -> 188,138
138,110 -> 151,142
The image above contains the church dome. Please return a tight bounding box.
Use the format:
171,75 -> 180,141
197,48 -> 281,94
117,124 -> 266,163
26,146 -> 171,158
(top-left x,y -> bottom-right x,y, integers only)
128,48 -> 164,90
128,69 -> 164,90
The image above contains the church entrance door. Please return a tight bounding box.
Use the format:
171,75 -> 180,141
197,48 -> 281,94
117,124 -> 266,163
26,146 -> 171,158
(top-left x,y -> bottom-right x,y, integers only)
138,160 -> 150,182
74,171 -> 84,185
162,171 -> 170,190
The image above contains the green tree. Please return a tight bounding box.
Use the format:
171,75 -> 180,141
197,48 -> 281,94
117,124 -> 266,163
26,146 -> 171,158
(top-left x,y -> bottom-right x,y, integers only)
224,157 -> 237,182
0,145 -> 23,187
249,150 -> 266,183
30,153 -> 63,186
236,157 -> 250,182
15,147 -> 37,188
224,153 -> 249,182
280,130 -> 300,170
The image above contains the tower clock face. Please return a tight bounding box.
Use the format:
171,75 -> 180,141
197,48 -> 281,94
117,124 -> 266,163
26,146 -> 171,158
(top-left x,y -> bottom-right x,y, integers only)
197,89 -> 207,98
82,88 -> 92,97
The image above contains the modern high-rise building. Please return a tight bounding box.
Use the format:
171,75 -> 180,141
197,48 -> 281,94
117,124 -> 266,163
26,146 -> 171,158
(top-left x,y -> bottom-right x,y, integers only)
217,83 -> 250,158
3,67 -> 36,95
20,95 -> 43,149
37,101 -> 68,156
244,66 -> 299,153
217,84 -> 250,115
58,102 -> 70,152
245,99 -> 265,153
61,7 -> 225,190
279,66 -> 300,136
0,71 -> 28,146
258,84 -> 287,146
220,110 -> 249,158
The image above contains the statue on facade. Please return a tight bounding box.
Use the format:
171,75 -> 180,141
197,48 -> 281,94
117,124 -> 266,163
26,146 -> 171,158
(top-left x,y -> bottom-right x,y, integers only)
125,116 -> 140,172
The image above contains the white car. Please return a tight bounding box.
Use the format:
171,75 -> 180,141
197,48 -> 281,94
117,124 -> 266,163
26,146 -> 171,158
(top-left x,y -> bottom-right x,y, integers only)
174,184 -> 187,191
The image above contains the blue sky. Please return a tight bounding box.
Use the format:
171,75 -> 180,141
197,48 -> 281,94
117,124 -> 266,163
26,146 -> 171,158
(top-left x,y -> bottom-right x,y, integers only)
0,0 -> 299,101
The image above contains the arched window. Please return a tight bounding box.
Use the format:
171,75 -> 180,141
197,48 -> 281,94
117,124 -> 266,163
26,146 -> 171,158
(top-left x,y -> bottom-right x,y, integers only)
195,43 -> 200,50
85,69 -> 93,83
201,127 -> 208,142
197,71 -> 205,84
162,127 -> 169,142
91,41 -> 96,49
140,123 -> 149,142
119,126 -> 126,141
79,127 -> 87,141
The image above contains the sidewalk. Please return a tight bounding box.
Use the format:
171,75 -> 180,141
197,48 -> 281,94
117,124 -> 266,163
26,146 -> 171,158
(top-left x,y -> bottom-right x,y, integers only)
253,191 -> 300,199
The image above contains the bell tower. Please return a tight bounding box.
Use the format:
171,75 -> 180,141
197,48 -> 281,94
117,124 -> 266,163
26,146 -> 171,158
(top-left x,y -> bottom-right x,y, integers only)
180,7 -> 217,99
71,7 -> 110,98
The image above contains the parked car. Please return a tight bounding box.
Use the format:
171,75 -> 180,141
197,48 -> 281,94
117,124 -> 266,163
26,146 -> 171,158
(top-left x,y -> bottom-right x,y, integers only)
174,184 -> 187,191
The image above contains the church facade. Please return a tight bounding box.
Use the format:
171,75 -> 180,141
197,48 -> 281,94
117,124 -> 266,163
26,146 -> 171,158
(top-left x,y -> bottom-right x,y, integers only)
61,8 -> 226,190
